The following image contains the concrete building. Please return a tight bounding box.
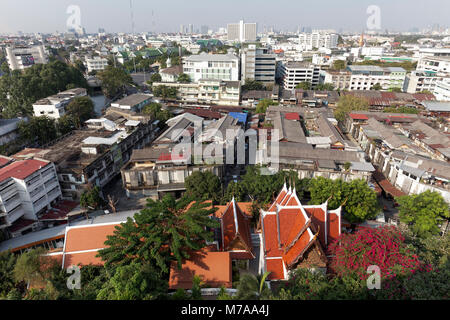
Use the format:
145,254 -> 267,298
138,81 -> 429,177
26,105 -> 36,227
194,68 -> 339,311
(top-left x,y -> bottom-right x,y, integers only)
183,53 -> 240,83
433,78 -> 450,101
0,159 -> 62,232
417,56 -> 450,74
322,70 -> 352,90
347,65 -> 406,91
5,45 -> 48,71
240,45 -> 276,84
110,94 -> 152,112
227,20 -> 257,42
32,88 -> 88,119
85,56 -> 109,73
298,32 -> 339,49
403,70 -> 444,94
0,119 -> 23,147
279,61 -> 321,90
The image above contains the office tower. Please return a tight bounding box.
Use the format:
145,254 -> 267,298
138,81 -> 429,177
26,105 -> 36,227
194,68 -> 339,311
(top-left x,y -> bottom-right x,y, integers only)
227,20 -> 257,42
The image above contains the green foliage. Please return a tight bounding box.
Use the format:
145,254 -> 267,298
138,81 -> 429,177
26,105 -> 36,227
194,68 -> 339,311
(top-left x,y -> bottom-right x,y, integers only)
397,191 -> 449,238
224,181 -> 247,202
97,195 -> 219,274
80,186 -> 104,210
308,177 -> 379,223
235,271 -> 273,300
18,116 -> 57,146
142,102 -> 172,126
148,73 -> 161,84
255,99 -> 277,114
0,60 -> 87,118
184,171 -> 222,204
97,262 -> 167,300
242,79 -> 265,91
383,106 -> 419,114
66,96 -> 96,128
354,59 -> 417,72
0,251 -> 17,298
177,73 -> 191,83
13,248 -> 53,286
152,85 -> 177,99
332,60 -> 346,70
334,95 -> 369,122
371,83 -> 382,90
295,81 -> 311,90
314,83 -> 335,91
97,66 -> 133,98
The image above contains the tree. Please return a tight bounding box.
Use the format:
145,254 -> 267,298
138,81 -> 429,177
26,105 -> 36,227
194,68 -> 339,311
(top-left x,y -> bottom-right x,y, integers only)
308,177 -> 379,223
73,59 -> 86,74
328,226 -> 421,280
56,114 -> 75,136
13,248 -> 57,287
242,79 -> 265,91
0,251 -> 17,298
65,96 -> 95,128
235,271 -> 272,300
332,60 -> 346,70
295,81 -> 311,90
80,186 -> 104,210
148,73 -> 161,85
142,102 -> 172,126
152,85 -> 177,99
371,83 -> 382,90
315,83 -> 335,91
177,73 -> 191,83
97,66 -> 133,98
184,171 -> 222,204
97,195 -> 219,273
18,116 -> 58,146
96,262 -> 167,300
255,99 -> 277,114
224,181 -> 247,202
397,191 -> 449,238
334,95 -> 369,122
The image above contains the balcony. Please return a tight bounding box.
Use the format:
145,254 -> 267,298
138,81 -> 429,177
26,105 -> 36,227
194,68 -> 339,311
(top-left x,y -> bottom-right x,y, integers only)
0,185 -> 18,202
3,194 -> 21,211
7,205 -> 25,225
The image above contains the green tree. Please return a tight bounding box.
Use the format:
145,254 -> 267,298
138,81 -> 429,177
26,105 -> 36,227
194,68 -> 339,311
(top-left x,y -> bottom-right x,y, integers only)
235,271 -> 272,300
0,251 -> 17,298
315,83 -> 335,91
397,191 -> 449,238
96,262 -> 167,300
148,73 -> 162,85
242,79 -> 265,91
13,248 -> 54,287
308,177 -> 379,223
224,181 -> 247,202
371,83 -> 382,90
142,102 -> 172,126
177,73 -> 191,83
332,60 -> 346,70
56,114 -> 75,136
152,85 -> 178,99
80,186 -> 104,210
334,95 -> 369,122
255,99 -> 277,114
18,116 -> 57,146
97,195 -> 219,273
65,96 -> 95,128
184,171 -> 222,204
295,81 -> 312,90
97,66 -> 134,98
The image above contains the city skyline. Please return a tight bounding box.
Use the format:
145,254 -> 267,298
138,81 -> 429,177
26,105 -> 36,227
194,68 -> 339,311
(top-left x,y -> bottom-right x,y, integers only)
0,0 -> 449,35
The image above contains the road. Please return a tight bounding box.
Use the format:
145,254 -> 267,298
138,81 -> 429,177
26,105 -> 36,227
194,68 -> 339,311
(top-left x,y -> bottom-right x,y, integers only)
131,72 -> 153,86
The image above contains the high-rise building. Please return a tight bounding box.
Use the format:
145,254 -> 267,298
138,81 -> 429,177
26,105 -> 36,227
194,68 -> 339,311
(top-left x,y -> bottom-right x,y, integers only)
279,61 -> 321,90
180,24 -> 184,34
227,20 -> 257,42
200,25 -> 209,35
241,45 -> 276,84
188,24 -> 194,34
298,32 -> 339,49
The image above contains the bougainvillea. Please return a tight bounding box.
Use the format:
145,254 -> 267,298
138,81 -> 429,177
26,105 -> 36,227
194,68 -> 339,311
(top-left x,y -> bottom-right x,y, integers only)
328,226 -> 421,281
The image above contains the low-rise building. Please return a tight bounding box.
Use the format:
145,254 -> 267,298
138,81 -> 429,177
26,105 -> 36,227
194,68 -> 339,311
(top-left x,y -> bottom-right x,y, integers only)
347,65 -> 406,91
32,88 -> 88,119
183,52 -> 240,83
279,61 -> 321,90
6,45 -> 48,71
322,70 -> 352,90
110,94 -> 152,112
85,56 -> 109,73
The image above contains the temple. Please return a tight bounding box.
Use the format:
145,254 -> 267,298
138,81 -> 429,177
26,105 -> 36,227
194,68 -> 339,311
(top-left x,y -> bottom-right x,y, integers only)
260,183 -> 342,280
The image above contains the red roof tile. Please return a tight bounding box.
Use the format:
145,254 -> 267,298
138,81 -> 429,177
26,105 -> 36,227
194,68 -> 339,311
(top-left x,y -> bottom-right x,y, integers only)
266,258 -> 285,280
349,113 -> 369,120
284,113 -> 301,121
0,159 -> 49,182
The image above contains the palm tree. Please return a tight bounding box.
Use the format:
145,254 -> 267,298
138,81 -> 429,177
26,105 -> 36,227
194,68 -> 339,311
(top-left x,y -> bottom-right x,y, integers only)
235,271 -> 272,300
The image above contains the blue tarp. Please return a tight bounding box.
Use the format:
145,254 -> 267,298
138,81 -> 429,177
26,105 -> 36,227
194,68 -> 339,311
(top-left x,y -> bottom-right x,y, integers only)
229,112 -> 248,124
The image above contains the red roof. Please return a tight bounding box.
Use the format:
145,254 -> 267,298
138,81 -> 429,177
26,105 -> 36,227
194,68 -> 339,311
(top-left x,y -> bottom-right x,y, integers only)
0,156 -> 12,168
284,113 -> 301,121
0,159 -> 49,182
8,218 -> 37,233
157,152 -> 187,162
349,113 -> 369,120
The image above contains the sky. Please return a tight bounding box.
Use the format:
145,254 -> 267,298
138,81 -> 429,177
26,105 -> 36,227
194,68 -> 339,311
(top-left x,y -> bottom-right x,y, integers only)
0,0 -> 449,34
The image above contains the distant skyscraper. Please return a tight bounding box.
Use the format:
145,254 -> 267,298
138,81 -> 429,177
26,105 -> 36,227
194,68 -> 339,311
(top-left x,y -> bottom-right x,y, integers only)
200,25 -> 208,34
180,24 -> 184,34
188,24 -> 194,34
227,20 -> 257,42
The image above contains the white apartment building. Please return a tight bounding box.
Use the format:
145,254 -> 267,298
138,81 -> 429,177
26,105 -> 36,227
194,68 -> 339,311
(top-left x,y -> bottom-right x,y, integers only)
415,47 -> 450,59
33,88 -> 88,119
322,70 -> 352,90
279,61 -> 321,90
403,71 -> 444,94
361,46 -> 385,57
298,32 -> 339,49
347,66 -> 406,91
152,79 -> 241,106
417,56 -> 450,74
241,45 -> 276,84
433,78 -> 450,101
183,52 -> 240,83
5,45 -> 48,71
86,56 -> 109,73
0,159 -> 62,231
0,119 -> 23,147
227,20 -> 257,42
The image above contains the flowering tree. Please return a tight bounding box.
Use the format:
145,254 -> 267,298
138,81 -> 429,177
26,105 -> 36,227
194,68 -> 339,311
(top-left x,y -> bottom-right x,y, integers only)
328,226 -> 421,281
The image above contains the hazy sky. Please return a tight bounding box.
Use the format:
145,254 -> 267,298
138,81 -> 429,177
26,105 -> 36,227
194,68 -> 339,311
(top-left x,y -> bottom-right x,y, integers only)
0,0 -> 449,34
